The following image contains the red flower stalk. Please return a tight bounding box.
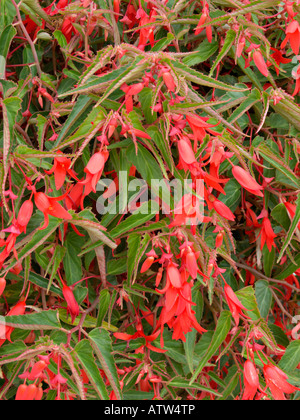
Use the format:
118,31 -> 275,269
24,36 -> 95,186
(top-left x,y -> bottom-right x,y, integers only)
232,166 -> 264,197
61,281 -> 80,324
263,364 -> 300,400
242,360 -> 260,400
45,153 -> 78,190
34,192 -> 72,230
224,283 -> 248,326
281,20 -> 300,55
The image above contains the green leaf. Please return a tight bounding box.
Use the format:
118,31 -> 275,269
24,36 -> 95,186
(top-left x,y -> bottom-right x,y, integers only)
255,280 -> 272,319
235,286 -> 261,321
96,289 -> 111,328
1,214 -> 62,275
109,201 -> 160,239
0,26 -> 16,79
89,328 -> 122,399
2,310 -> 61,330
63,232 -> 84,286
168,378 -> 222,397
209,30 -> 236,77
172,60 -> 248,92
277,195 -> 300,262
279,341 -> 300,373
271,204 -> 291,231
74,340 -> 109,400
182,39 -> 219,67
189,311 -> 232,384
263,246 -> 275,278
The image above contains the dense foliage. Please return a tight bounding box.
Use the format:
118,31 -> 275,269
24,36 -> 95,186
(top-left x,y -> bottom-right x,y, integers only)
0,0 -> 300,401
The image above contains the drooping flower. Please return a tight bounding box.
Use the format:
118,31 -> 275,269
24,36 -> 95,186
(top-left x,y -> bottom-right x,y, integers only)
61,281 -> 80,324
232,166 -> 264,197
80,149 -> 109,203
252,50 -> 269,78
0,278 -> 6,297
45,152 -> 78,190
269,48 -> 292,76
194,1 -> 212,43
16,200 -> 34,233
140,250 -> 158,273
186,115 -> 220,151
263,363 -> 300,400
206,193 -> 235,222
0,300 -> 27,347
257,210 -> 277,252
34,192 -> 72,230
224,283 -> 249,326
281,20 -> 300,55
242,360 -> 260,400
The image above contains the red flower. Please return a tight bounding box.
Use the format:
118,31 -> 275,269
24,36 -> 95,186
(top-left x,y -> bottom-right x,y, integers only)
194,1 -> 212,43
186,115 -> 220,151
263,364 -> 300,400
252,50 -> 269,78
269,48 -> 292,76
0,278 -> 6,297
281,20 -> 300,55
140,250 -> 158,273
206,193 -> 235,222
257,210 -> 277,252
242,360 -> 259,400
232,166 -> 264,197
224,284 -> 248,326
62,281 -> 80,324
34,192 -> 72,230
45,153 -> 78,190
16,200 -> 33,233
80,150 -> 109,202
0,300 -> 26,347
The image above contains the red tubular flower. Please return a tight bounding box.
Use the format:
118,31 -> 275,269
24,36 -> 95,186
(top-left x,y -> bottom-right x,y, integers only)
28,361 -> 47,381
194,1 -> 212,43
140,250 -> 158,273
186,115 -> 220,151
252,50 -> 269,78
207,194 -> 235,222
281,20 -> 300,55
15,384 -> 29,400
263,364 -> 300,400
5,300 -> 26,342
80,150 -> 109,201
34,191 -> 72,230
258,211 -> 277,252
269,48 -> 292,76
242,360 -> 259,400
224,284 -> 248,326
162,72 -> 176,92
0,277 -> 6,297
45,153 -> 78,190
113,0 -> 120,21
232,166 -> 264,197
62,281 -> 80,324
16,200 -> 33,233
